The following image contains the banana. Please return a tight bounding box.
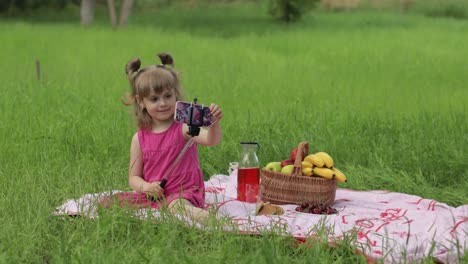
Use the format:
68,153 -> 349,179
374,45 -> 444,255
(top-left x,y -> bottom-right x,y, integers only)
302,167 -> 313,176
331,167 -> 347,183
312,167 -> 335,180
304,154 -> 325,168
315,152 -> 334,168
301,161 -> 313,170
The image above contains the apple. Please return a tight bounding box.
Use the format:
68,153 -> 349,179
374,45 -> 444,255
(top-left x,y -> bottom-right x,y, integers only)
264,162 -> 282,172
281,164 -> 294,175
281,159 -> 293,167
289,148 -> 298,162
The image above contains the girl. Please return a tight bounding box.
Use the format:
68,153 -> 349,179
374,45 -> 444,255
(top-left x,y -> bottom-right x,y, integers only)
117,52 -> 223,223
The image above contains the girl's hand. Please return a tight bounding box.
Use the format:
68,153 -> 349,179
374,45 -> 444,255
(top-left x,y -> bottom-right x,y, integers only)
142,181 -> 164,199
210,103 -> 223,123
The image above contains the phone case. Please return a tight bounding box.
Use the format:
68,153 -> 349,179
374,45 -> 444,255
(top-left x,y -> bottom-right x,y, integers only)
174,101 -> 213,127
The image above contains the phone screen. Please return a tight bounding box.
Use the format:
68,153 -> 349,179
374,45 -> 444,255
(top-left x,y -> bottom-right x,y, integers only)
174,101 -> 213,127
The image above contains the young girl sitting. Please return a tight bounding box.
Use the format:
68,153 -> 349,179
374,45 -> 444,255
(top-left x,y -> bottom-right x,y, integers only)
116,52 -> 223,223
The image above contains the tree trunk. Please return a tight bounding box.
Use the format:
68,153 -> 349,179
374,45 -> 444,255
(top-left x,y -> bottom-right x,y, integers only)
80,0 -> 95,26
107,0 -> 117,28
119,0 -> 134,27
401,0 -> 412,13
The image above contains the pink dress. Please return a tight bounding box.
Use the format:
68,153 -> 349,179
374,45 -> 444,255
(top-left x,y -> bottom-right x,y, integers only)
106,122 -> 205,209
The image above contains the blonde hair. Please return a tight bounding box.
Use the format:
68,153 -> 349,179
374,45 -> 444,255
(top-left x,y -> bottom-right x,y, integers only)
123,53 -> 184,129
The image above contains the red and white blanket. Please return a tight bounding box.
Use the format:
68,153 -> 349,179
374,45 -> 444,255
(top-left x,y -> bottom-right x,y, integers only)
55,173 -> 467,263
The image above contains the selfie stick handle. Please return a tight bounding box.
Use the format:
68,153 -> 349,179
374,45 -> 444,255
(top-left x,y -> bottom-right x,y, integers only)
159,137 -> 195,188
159,179 -> 167,188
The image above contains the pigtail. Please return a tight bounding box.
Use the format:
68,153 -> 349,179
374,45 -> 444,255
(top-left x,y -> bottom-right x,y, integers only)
125,58 -> 141,79
157,52 -> 180,87
122,58 -> 142,106
157,53 -> 174,67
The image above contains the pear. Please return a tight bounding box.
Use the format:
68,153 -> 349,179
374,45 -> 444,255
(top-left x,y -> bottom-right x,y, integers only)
264,162 -> 282,172
281,164 -> 294,175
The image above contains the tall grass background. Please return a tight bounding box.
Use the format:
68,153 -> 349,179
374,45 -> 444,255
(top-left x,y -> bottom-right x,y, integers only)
0,1 -> 467,263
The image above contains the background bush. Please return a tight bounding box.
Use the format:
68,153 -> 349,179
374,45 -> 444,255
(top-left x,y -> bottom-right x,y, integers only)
268,0 -> 320,22
414,0 -> 467,20
0,0 -> 72,13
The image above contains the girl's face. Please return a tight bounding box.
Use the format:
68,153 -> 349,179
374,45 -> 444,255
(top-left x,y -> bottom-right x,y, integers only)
140,88 -> 176,124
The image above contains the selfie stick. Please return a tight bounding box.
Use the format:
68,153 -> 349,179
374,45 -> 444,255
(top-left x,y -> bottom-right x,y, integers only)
158,98 -> 204,189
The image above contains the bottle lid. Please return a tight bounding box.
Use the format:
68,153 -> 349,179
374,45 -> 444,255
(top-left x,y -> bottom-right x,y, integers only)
240,142 -> 260,149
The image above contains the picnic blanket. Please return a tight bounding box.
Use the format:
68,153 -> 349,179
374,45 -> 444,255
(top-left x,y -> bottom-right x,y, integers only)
55,172 -> 467,264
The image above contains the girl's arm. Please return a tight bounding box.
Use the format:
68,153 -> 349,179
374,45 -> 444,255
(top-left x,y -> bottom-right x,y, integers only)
187,103 -> 223,146
128,133 -> 164,198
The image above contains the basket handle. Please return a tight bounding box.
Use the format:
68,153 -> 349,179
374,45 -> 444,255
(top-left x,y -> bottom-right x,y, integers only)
292,141 -> 309,176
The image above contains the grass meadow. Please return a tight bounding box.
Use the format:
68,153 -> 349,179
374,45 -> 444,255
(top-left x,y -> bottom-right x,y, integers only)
1,1 -> 467,263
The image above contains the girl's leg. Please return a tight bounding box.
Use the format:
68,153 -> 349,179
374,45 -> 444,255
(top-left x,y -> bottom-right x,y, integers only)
167,198 -> 210,223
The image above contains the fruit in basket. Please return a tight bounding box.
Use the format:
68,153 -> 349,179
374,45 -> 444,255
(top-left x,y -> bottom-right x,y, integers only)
302,167 -> 313,176
315,152 -> 334,168
280,159 -> 293,167
331,167 -> 347,183
290,146 -> 308,162
301,161 -> 313,169
281,164 -> 294,175
264,162 -> 282,172
304,154 -> 325,168
312,167 -> 335,180
289,148 -> 298,162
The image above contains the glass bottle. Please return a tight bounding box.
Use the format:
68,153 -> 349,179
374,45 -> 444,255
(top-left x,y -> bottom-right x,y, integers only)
237,142 -> 260,203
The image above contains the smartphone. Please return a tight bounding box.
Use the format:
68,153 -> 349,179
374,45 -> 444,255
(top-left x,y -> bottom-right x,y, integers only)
174,101 -> 213,127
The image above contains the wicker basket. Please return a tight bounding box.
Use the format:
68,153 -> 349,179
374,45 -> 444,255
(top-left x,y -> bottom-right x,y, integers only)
260,141 -> 337,206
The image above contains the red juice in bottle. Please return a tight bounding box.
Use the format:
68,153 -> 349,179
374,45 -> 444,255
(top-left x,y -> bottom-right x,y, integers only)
237,167 -> 260,203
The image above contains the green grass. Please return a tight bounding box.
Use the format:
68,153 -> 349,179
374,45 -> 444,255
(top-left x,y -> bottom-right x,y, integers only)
0,2 -> 467,263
